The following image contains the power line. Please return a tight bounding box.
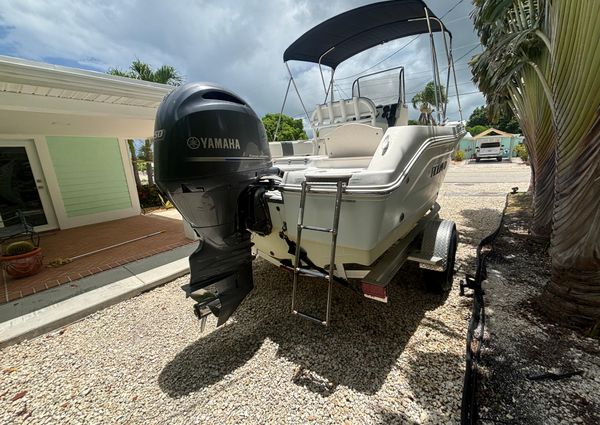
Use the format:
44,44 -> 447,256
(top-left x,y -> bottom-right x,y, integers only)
404,80 -> 475,97
335,65 -> 472,91
334,0 -> 468,81
335,35 -> 421,81
454,44 -> 481,63
440,0 -> 465,19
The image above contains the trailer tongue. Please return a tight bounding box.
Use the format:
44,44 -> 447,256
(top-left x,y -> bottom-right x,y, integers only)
154,83 -> 273,326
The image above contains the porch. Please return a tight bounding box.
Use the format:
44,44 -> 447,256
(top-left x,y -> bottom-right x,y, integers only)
1,211 -> 195,304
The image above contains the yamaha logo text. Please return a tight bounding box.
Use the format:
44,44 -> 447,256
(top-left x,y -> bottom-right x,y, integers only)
187,136 -> 241,150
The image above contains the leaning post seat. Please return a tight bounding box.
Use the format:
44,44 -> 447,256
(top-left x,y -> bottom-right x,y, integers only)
311,96 -> 378,128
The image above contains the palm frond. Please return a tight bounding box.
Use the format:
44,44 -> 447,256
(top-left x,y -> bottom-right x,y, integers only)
153,65 -> 183,86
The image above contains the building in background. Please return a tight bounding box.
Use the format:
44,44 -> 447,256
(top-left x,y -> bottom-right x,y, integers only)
458,128 -> 523,160
0,56 -> 172,231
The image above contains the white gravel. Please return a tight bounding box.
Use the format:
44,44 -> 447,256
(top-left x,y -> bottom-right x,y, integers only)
0,164 -> 528,424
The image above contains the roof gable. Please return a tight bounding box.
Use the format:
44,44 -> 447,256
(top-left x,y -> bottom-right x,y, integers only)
473,127 -> 514,139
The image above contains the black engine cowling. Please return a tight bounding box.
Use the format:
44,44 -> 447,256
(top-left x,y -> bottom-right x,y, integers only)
154,82 -> 272,326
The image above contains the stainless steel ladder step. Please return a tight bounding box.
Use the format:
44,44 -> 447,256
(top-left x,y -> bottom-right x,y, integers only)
291,174 -> 351,326
300,224 -> 335,233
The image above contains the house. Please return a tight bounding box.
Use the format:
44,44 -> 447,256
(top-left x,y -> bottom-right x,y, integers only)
0,55 -> 173,232
458,127 -> 523,159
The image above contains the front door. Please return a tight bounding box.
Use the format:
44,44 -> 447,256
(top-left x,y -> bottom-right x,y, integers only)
0,140 -> 58,231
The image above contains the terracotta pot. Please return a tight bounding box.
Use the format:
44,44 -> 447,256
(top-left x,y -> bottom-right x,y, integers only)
0,247 -> 43,278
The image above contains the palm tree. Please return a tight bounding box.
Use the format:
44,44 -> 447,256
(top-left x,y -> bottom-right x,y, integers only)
470,0 -> 600,332
411,81 -> 447,125
108,59 -> 182,187
543,0 -> 600,331
470,0 -> 555,239
127,140 -> 142,189
108,59 -> 182,86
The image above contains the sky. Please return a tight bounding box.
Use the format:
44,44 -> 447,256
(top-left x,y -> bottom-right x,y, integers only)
0,0 -> 485,123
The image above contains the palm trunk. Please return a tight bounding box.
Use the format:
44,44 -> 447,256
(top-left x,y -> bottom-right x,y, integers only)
146,162 -> 154,186
543,110 -> 600,330
510,61 -> 555,240
540,0 -> 600,331
127,139 -> 142,189
142,139 -> 154,186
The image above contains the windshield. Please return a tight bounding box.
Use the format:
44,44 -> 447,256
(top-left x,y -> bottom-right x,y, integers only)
351,67 -> 405,106
480,142 -> 501,148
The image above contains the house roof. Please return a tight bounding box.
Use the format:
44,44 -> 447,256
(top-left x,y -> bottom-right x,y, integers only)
0,55 -> 174,137
473,127 -> 514,139
0,55 -> 173,108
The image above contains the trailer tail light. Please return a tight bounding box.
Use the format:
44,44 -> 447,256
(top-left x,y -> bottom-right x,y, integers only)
361,282 -> 388,303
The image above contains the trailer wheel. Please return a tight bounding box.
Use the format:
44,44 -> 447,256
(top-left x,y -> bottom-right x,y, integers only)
496,156 -> 503,162
475,157 -> 481,162
424,225 -> 458,293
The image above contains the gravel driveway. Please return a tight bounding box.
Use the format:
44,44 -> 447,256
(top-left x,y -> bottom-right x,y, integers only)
0,163 -> 531,424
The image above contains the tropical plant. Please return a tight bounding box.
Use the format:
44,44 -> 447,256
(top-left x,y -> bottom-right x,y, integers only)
108,59 -> 182,86
126,139 -> 142,189
543,0 -> 600,331
141,140 -> 154,186
471,0 -> 600,332
411,81 -> 447,125
466,125 -> 489,136
137,185 -> 163,209
514,143 -> 528,162
261,113 -> 308,141
467,105 -> 521,134
452,150 -> 465,161
470,0 -> 554,238
108,59 -> 182,189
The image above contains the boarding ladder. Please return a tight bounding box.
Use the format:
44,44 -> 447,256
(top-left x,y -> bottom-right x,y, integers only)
291,173 -> 351,326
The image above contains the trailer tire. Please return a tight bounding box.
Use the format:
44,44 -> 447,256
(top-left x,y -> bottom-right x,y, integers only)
475,157 -> 481,162
424,225 -> 458,293
496,156 -> 502,162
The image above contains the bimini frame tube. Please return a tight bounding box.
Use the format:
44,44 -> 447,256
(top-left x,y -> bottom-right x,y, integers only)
273,77 -> 292,142
428,16 -> 463,123
424,7 -> 443,124
448,38 -> 463,122
318,47 -> 336,103
285,62 -> 319,153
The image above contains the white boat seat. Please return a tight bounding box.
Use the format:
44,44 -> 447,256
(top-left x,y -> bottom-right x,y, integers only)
311,97 -> 377,128
324,123 -> 383,158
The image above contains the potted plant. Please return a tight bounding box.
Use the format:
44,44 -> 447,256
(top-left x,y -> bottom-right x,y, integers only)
0,240 -> 43,278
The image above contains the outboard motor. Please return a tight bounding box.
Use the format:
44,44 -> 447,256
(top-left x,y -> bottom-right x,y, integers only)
154,83 -> 272,326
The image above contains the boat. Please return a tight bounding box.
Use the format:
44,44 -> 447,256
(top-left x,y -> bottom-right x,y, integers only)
154,0 -> 466,328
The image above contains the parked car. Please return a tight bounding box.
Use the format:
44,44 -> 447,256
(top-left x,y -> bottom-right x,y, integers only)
475,140 -> 503,162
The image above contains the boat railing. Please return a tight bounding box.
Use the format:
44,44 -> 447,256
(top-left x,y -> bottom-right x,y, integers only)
310,96 -> 378,129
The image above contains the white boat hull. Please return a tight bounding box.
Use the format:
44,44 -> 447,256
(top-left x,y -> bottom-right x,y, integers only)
253,125 -> 464,267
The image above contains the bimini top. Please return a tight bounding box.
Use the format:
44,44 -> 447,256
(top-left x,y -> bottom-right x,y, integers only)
283,0 -> 450,69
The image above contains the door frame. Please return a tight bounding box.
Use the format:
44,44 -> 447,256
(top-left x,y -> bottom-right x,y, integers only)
0,137 -> 58,232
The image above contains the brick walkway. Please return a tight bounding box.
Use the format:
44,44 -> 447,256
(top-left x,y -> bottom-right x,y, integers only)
1,213 -> 194,304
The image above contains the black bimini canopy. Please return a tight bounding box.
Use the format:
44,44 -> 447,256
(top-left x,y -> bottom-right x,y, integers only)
283,0 -> 450,69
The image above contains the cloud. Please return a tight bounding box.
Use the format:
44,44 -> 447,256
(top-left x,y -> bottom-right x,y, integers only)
0,0 -> 484,120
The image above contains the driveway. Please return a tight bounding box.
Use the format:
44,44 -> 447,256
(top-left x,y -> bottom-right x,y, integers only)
0,162 -> 531,425
445,160 -> 531,184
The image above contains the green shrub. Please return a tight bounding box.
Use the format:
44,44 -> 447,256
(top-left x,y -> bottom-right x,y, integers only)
514,143 -> 528,161
452,150 -> 465,161
4,241 -> 35,256
137,184 -> 163,209
466,125 -> 489,136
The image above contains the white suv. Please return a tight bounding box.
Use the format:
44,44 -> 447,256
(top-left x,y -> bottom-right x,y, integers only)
475,140 -> 503,162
